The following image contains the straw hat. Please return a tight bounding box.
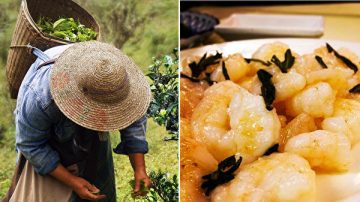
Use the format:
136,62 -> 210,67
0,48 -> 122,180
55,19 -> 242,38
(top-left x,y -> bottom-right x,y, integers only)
50,41 -> 151,131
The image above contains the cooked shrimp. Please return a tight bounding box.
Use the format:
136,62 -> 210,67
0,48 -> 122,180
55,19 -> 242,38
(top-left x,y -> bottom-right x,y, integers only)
180,78 -> 209,119
284,130 -> 352,172
273,71 -> 306,102
322,99 -> 360,145
181,163 -> 209,202
180,118 -> 215,202
322,117 -> 352,144
314,46 -> 360,72
279,113 -> 317,151
192,81 -> 280,164
181,118 -> 218,173
285,82 -> 336,118
314,46 -> 339,69
305,68 -> 353,97
293,53 -> 324,76
252,42 -> 290,64
239,70 -> 306,103
181,118 -> 218,171
211,153 -> 316,202
250,42 -> 300,75
238,75 -> 262,96
210,53 -> 251,83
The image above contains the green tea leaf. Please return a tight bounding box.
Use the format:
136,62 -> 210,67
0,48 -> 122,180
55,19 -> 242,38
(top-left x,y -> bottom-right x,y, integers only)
257,69 -> 275,111
222,61 -> 230,80
315,55 -> 328,69
189,52 -> 222,78
202,154 -> 242,196
37,16 -> 97,42
349,84 -> 360,93
271,49 -> 295,73
326,43 -> 358,73
264,144 -> 279,156
53,18 -> 66,29
244,58 -> 271,66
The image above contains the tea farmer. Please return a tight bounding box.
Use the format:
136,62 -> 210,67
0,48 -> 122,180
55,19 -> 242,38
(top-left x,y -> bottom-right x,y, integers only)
3,41 -> 152,202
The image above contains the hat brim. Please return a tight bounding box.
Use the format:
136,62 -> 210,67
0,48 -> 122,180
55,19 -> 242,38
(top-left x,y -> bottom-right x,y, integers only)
50,41 -> 151,131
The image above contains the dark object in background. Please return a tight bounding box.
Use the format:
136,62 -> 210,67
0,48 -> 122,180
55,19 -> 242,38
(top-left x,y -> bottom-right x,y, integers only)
180,11 -> 219,49
180,11 -> 218,38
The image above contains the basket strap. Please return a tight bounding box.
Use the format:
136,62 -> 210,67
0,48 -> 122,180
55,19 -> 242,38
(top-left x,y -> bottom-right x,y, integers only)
27,44 -> 51,62
37,59 -> 56,70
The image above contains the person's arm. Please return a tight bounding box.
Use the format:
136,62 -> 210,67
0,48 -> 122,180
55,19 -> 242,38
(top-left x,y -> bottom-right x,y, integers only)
128,153 -> 151,194
50,164 -> 105,200
16,92 -> 104,200
115,115 -> 151,193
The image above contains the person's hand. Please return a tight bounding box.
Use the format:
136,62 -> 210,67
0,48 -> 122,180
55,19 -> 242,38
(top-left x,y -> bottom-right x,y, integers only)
70,176 -> 106,201
133,169 -> 152,196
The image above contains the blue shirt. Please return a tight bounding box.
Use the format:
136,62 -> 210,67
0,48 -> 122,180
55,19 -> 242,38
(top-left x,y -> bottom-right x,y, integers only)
15,45 -> 149,175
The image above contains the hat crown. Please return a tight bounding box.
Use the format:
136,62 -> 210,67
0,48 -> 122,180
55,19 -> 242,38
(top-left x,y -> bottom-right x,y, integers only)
50,41 -> 151,131
77,54 -> 130,103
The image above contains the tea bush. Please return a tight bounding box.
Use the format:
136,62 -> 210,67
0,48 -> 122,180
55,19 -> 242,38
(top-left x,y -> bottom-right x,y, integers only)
147,49 -> 178,140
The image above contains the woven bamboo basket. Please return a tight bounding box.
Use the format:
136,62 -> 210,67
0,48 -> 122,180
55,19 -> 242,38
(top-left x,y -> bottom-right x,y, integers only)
6,0 -> 100,99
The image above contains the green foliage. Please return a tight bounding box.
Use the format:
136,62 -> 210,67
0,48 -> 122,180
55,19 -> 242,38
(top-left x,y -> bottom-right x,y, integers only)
147,49 -> 179,140
125,171 -> 178,202
146,171 -> 178,202
37,17 -> 97,42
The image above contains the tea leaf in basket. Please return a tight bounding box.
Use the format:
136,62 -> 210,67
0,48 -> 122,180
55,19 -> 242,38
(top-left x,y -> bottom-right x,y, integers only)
37,17 -> 97,42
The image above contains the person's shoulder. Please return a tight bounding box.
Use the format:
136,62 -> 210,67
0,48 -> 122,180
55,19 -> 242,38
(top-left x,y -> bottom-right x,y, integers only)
24,45 -> 73,109
44,44 -> 73,58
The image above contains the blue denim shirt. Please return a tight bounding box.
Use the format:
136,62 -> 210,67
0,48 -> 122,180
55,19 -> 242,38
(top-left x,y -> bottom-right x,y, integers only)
15,45 -> 149,175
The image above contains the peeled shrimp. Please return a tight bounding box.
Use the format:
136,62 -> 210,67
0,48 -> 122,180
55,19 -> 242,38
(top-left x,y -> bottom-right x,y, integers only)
305,68 -> 353,97
181,163 -> 209,202
180,118 -> 215,202
272,71 -> 306,102
279,113 -> 317,151
192,81 -> 280,164
238,75 -> 262,96
293,53 -> 324,76
239,69 -> 306,102
180,78 -> 209,119
181,118 -> 218,173
284,130 -> 352,172
285,82 -> 336,118
252,42 -> 290,69
314,46 -> 360,72
211,153 -> 316,202
211,53 -> 251,83
322,98 -> 360,145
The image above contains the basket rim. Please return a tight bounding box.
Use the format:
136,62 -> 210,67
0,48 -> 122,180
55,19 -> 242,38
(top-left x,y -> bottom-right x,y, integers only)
22,0 -> 100,44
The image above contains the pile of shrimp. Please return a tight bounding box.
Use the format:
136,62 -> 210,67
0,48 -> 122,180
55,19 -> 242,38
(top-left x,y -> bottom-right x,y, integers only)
180,42 -> 360,202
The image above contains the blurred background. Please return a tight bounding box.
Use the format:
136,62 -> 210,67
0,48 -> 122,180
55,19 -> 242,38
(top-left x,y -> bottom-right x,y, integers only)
180,1 -> 360,49
0,0 -> 178,201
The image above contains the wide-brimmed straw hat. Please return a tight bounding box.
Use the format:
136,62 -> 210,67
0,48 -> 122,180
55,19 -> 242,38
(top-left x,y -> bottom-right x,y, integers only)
50,41 -> 151,131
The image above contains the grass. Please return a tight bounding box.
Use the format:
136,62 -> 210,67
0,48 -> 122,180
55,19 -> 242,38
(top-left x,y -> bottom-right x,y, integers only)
0,59 -> 17,198
0,0 -> 178,201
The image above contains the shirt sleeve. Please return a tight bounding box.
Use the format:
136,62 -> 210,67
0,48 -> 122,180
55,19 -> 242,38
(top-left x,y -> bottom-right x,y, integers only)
113,115 -> 149,155
15,91 -> 60,175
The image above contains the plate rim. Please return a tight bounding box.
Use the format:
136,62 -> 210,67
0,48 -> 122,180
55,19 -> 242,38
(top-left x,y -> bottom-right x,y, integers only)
180,38 -> 360,59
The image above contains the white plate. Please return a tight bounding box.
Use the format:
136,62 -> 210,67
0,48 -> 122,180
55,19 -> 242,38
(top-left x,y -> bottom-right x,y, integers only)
215,14 -> 324,38
181,38 -> 360,202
